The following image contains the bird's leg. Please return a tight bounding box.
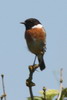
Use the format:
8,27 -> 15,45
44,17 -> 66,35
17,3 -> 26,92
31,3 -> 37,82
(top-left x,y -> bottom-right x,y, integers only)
33,56 -> 37,66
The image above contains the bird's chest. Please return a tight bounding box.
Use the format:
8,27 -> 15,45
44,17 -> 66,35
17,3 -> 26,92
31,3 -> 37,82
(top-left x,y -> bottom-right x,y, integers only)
25,28 -> 45,42
25,28 -> 46,54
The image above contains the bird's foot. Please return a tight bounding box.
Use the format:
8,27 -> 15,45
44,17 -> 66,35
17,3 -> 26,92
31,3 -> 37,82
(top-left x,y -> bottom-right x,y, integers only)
29,64 -> 39,72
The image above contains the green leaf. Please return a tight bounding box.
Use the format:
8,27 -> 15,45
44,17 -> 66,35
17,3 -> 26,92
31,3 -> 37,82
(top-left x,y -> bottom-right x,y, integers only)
39,89 -> 59,100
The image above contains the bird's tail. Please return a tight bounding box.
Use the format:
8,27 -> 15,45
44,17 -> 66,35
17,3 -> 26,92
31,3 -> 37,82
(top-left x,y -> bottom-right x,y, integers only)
38,54 -> 46,71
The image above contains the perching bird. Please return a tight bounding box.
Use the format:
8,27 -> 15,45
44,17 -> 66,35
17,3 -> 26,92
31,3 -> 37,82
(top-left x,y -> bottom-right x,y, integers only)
21,18 -> 46,71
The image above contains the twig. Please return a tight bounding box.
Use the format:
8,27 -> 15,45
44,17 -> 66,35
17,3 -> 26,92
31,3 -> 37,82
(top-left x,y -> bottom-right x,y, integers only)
57,68 -> 63,100
1,74 -> 6,100
0,94 -> 6,100
43,87 -> 47,100
29,87 -> 34,100
26,64 -> 39,100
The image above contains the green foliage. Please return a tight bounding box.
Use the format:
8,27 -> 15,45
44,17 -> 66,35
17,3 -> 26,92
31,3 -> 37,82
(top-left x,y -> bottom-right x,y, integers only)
27,89 -> 59,100
27,88 -> 67,100
60,88 -> 67,100
39,89 -> 59,100
27,96 -> 42,100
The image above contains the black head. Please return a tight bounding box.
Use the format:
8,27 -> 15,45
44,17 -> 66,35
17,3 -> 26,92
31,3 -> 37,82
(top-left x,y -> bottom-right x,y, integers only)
20,18 -> 41,30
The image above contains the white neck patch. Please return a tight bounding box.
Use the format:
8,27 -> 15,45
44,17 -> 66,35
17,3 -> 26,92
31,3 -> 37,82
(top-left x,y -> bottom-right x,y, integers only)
32,24 -> 43,29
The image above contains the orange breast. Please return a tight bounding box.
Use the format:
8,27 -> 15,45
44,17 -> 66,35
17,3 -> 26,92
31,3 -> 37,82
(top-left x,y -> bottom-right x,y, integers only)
25,28 -> 46,55
25,28 -> 46,41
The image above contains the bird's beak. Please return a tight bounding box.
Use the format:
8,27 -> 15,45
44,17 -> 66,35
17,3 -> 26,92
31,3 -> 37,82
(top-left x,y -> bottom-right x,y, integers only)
20,22 -> 25,24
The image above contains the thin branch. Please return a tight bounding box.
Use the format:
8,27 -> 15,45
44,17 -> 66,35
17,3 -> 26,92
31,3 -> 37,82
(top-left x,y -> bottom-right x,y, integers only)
1,74 -> 6,100
43,87 -> 47,100
0,94 -> 6,100
57,68 -> 63,100
26,64 -> 39,100
29,87 -> 34,100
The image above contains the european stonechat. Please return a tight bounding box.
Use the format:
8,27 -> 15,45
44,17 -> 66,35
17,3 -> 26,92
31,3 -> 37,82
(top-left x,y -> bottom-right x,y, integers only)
21,18 -> 46,71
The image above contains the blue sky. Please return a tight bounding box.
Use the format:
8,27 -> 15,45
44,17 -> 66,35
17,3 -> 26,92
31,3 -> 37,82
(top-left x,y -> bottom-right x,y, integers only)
0,0 -> 67,100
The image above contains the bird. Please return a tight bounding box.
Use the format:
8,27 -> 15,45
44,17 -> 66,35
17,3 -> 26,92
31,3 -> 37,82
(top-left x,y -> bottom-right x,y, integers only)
20,18 -> 46,71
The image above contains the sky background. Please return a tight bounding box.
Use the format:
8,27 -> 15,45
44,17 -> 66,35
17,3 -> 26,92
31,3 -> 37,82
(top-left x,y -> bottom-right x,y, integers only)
0,0 -> 67,100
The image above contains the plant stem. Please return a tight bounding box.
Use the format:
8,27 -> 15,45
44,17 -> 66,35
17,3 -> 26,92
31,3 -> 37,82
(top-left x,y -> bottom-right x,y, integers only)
26,64 -> 39,100
29,87 -> 34,100
57,68 -> 63,100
